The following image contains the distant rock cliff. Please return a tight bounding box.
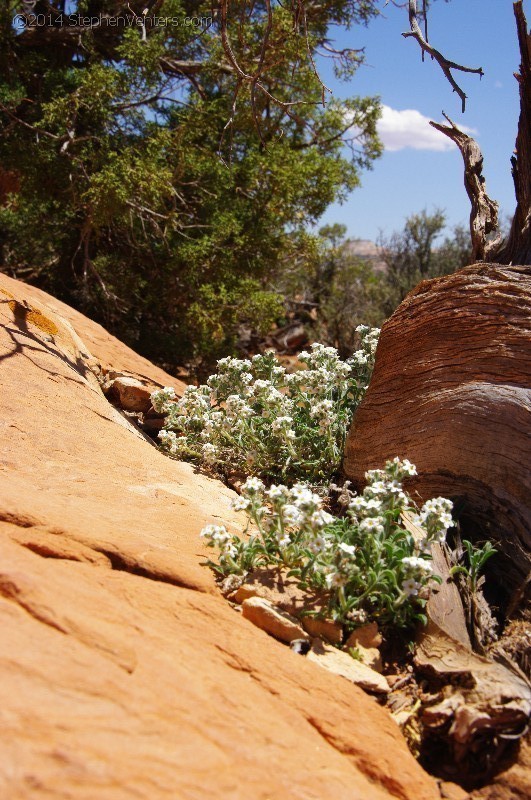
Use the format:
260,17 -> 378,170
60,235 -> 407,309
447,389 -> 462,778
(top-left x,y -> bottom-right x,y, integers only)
343,238 -> 388,273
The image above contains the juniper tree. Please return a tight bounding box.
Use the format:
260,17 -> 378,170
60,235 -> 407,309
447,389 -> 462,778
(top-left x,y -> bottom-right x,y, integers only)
0,1 -> 382,371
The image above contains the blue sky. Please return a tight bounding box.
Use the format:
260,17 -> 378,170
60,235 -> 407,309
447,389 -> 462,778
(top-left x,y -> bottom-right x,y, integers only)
316,0 -> 523,242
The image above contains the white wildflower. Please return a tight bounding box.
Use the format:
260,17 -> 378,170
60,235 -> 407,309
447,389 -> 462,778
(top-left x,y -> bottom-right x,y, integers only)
338,542 -> 356,556
158,430 -> 178,451
325,572 -> 347,589
402,556 -> 433,574
201,443 -> 218,464
151,386 -> 177,413
231,496 -> 251,512
290,484 -> 320,509
307,535 -> 330,554
266,484 -> 288,500
365,480 -> 388,496
402,578 -> 421,597
310,399 -> 334,419
253,379 -> 272,392
282,504 -> 303,525
359,517 -> 385,535
200,524 -> 230,544
242,476 -> 264,494
309,509 -> 335,529
365,468 -> 385,483
349,496 -> 368,513
271,415 -> 293,433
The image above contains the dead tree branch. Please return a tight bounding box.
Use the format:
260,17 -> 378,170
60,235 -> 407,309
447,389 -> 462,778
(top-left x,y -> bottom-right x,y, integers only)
430,2 -> 531,266
403,0 -> 484,112
430,112 -> 499,262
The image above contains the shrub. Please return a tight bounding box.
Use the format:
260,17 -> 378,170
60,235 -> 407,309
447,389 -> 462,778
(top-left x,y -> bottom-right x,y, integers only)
152,326 -> 379,484
1,2 -> 382,375
199,458 -> 454,631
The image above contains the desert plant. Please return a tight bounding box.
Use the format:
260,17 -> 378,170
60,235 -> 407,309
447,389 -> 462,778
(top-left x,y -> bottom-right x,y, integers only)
450,539 -> 497,593
152,326 -> 379,483
200,458 -> 454,631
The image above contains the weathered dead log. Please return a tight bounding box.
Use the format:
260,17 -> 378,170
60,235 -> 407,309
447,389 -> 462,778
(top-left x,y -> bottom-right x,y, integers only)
414,542 -> 530,786
343,261 -> 531,612
416,620 -> 530,786
379,513 -> 530,784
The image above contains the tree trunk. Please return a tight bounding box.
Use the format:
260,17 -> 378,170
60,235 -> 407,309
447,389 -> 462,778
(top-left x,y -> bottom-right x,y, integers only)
429,2 -> 531,266
491,1 -> 531,265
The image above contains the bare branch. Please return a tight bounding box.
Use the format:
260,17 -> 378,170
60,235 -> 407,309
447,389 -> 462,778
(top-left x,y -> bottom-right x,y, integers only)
219,0 -> 253,81
125,200 -> 170,221
403,0 -> 484,112
0,104 -> 60,140
160,58 -> 233,77
297,0 -> 332,105
218,79 -> 242,163
430,112 -> 499,262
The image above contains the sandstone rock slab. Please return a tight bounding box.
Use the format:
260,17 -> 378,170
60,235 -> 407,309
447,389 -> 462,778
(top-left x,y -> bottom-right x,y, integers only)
241,596 -> 309,643
345,623 -> 383,672
0,276 -> 440,800
105,374 -> 154,412
231,567 -> 342,644
308,638 -> 390,695
0,272 -> 186,395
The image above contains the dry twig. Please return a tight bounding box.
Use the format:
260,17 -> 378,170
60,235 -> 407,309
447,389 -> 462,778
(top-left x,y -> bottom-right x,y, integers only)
403,0 -> 484,112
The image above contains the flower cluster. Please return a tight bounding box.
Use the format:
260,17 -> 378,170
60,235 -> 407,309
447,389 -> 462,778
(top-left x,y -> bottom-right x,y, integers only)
412,497 -> 454,545
152,327 -> 379,483
200,458 -> 454,630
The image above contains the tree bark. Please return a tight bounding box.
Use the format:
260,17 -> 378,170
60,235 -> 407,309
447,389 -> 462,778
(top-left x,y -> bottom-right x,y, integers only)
343,262 -> 531,612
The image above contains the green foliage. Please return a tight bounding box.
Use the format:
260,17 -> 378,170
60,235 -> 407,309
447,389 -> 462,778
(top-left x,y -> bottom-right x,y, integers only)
450,540 -> 497,592
200,458 -> 454,631
378,209 -> 471,315
152,327 -> 379,483
281,210 -> 471,356
0,0 -> 382,375
186,279 -> 284,365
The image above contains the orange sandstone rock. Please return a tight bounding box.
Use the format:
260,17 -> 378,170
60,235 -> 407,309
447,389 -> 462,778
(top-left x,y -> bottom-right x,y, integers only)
0,276 -> 440,800
241,596 -> 310,643
0,272 -> 186,394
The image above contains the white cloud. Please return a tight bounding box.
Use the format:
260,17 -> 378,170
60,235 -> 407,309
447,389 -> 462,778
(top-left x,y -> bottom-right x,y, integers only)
377,105 -> 477,152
